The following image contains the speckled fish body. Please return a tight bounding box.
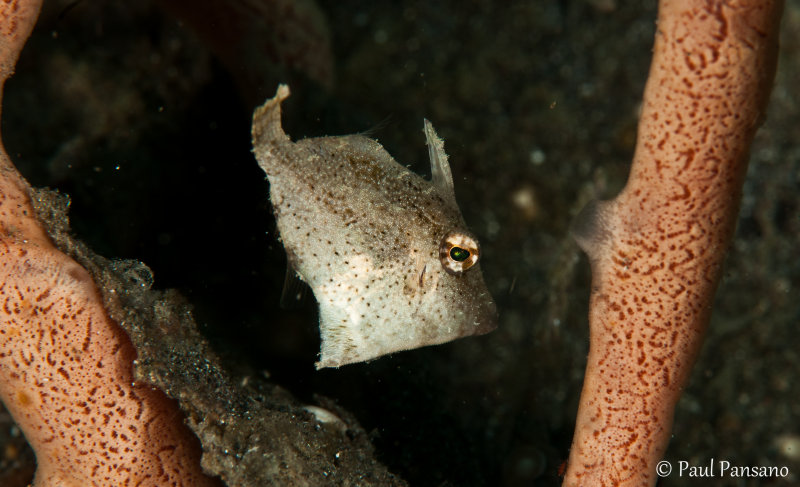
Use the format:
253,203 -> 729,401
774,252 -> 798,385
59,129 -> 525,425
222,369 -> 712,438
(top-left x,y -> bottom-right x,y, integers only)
252,85 -> 497,369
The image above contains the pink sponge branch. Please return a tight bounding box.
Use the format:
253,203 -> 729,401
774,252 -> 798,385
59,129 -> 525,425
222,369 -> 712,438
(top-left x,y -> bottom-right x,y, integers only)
565,0 -> 781,486
0,1 -> 218,485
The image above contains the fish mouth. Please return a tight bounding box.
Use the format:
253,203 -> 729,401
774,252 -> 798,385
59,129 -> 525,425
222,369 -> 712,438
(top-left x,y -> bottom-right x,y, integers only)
449,287 -> 497,339
474,318 -> 497,336
472,299 -> 498,336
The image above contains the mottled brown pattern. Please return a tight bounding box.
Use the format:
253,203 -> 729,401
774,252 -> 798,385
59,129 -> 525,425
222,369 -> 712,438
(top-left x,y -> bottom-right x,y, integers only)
564,0 -> 781,485
0,2 -> 217,485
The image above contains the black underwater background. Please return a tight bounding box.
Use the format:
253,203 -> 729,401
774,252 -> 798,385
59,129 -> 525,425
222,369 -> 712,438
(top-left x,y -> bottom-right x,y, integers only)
1,1 -> 799,486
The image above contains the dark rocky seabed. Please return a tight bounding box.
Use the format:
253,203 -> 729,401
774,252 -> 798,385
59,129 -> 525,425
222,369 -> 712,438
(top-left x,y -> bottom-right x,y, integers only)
1,1 -> 798,486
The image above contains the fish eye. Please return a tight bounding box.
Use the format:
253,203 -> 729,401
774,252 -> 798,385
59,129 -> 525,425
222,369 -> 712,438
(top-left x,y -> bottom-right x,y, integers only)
450,246 -> 470,262
440,231 -> 480,275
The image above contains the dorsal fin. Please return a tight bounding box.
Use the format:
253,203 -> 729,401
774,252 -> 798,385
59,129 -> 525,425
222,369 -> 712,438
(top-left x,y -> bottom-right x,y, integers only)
252,84 -> 292,149
423,119 -> 457,206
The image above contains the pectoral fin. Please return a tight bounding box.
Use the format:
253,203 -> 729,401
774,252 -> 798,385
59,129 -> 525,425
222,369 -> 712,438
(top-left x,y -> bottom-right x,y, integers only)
280,263 -> 309,310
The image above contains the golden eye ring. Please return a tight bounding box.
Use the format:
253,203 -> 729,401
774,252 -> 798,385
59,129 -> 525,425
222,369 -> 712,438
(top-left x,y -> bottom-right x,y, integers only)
439,231 -> 480,275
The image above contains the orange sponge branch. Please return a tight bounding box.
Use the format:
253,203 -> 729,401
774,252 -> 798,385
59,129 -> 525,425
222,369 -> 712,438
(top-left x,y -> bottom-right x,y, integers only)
564,0 -> 782,485
0,1 -> 218,485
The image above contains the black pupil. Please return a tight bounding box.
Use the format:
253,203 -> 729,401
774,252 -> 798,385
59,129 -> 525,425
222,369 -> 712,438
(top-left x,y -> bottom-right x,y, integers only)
450,247 -> 470,262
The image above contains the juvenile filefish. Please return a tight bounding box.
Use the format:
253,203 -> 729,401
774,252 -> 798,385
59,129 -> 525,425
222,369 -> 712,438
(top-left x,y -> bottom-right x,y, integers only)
252,85 -> 497,369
